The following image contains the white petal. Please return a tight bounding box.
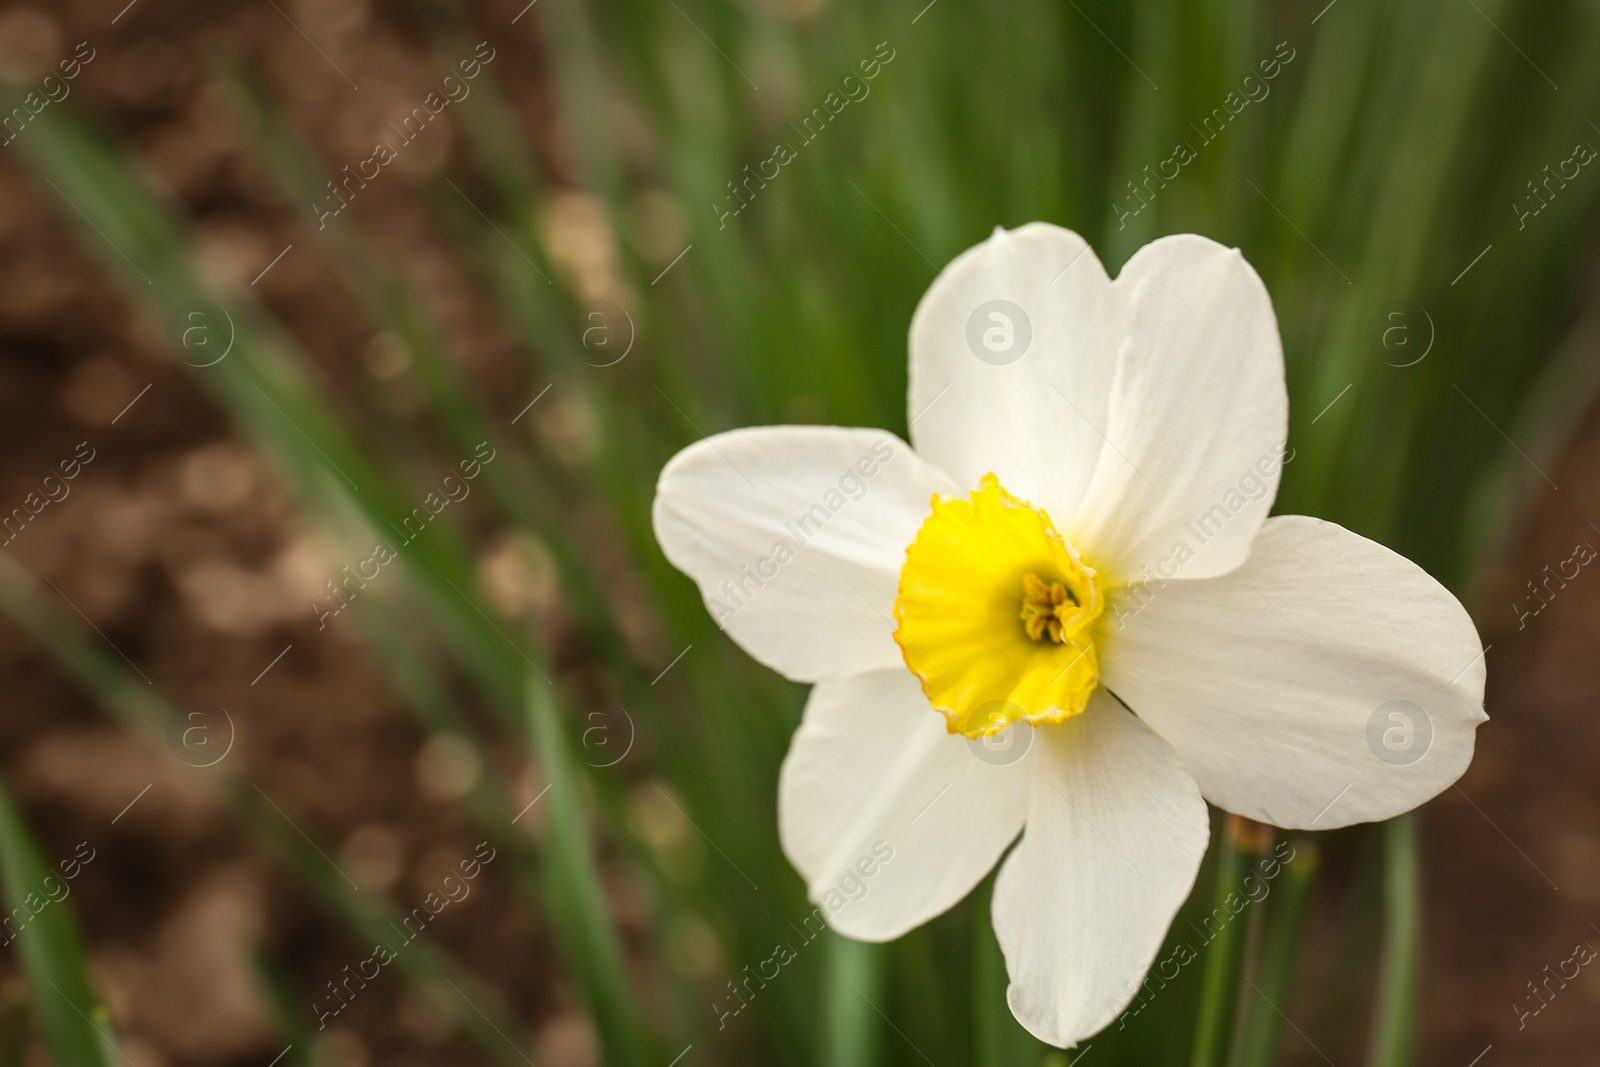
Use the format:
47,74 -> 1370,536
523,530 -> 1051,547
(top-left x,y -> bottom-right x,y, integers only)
1102,515 -> 1488,829
908,224 -> 1122,521
653,426 -> 957,682
1069,234 -> 1288,581
994,694 -> 1210,1048
778,669 -> 1031,941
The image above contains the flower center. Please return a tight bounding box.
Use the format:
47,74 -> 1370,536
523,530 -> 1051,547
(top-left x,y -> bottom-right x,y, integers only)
892,473 -> 1104,739
1020,573 -> 1081,643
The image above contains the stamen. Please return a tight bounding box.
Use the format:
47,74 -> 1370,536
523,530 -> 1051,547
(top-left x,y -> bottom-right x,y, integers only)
1020,572 -> 1075,643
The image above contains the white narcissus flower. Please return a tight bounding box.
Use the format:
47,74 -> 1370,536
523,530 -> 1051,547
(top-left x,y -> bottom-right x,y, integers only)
651,224 -> 1487,1047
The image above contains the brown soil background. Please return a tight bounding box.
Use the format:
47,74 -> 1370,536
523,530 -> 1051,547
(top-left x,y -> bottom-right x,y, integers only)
0,1 -> 1594,1066
0,2 -> 569,1065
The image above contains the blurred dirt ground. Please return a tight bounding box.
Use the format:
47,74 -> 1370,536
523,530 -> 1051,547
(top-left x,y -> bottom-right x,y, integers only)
1421,395 -> 1600,1063
0,1 -> 1596,1066
0,1 -> 579,1065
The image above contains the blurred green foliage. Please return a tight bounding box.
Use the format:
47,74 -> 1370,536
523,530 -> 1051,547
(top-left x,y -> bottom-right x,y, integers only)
0,785 -> 115,1067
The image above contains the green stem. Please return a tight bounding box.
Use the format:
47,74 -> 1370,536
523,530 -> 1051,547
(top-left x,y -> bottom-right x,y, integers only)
1226,874 -> 1269,1065
527,673 -> 654,1067
1366,816 -> 1421,1067
1190,820 -> 1247,1067
973,875 -> 1042,1066
975,878 -> 1008,1067
822,934 -> 881,1067
0,784 -> 116,1067
1232,837 -> 1318,1067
